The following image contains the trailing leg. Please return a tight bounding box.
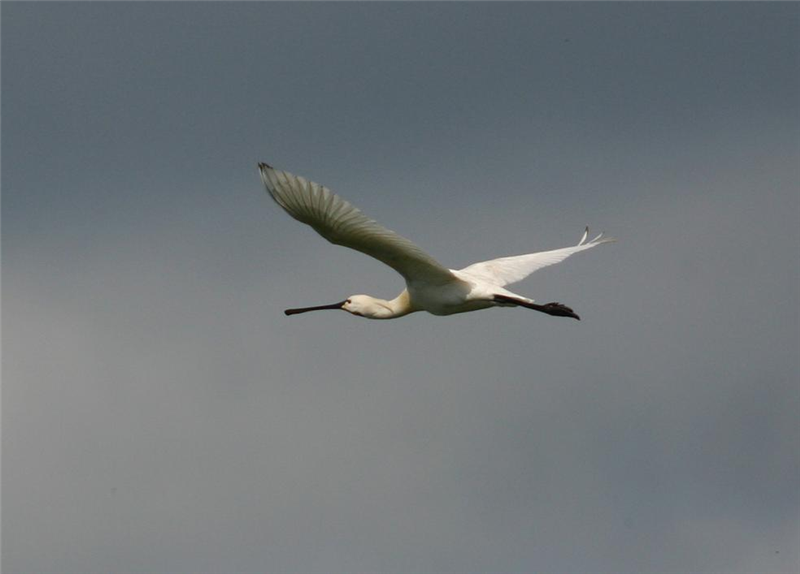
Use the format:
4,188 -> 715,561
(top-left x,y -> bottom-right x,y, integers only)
493,294 -> 580,320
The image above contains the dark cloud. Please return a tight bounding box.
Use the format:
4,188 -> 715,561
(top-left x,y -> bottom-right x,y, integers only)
4,3 -> 798,573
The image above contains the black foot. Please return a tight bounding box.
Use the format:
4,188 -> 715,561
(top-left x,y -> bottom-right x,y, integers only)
542,302 -> 580,321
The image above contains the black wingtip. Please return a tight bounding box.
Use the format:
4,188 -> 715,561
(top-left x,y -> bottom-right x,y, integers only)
258,162 -> 272,170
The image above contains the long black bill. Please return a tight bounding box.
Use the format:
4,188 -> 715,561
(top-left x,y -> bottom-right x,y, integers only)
284,300 -> 347,316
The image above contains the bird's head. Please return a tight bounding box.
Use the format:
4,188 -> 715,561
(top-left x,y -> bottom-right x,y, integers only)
342,295 -> 388,318
284,295 -> 389,319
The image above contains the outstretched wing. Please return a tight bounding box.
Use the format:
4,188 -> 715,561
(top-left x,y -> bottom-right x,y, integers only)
457,227 -> 615,287
259,163 -> 458,285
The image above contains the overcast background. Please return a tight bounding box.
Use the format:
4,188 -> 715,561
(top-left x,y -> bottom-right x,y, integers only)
3,3 -> 799,573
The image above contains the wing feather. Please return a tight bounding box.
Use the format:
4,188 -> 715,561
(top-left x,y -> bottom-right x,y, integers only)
458,227 -> 615,287
259,164 -> 457,285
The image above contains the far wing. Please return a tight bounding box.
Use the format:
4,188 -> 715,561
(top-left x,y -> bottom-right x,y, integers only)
259,163 -> 458,285
458,227 -> 614,287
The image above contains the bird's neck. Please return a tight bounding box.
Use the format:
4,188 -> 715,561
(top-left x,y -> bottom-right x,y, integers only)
368,290 -> 414,319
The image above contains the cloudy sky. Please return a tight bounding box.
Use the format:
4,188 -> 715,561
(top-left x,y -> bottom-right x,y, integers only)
3,3 -> 798,573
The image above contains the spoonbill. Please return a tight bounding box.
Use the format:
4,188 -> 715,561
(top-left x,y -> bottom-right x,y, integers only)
259,163 -> 613,320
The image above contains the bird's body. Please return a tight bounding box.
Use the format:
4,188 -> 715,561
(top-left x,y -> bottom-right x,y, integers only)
259,163 -> 613,321
371,280 -> 489,319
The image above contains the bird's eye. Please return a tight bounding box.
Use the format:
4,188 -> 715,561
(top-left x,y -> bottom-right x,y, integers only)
346,299 -> 352,304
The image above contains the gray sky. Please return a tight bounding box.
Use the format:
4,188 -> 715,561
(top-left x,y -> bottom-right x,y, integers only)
3,3 -> 798,573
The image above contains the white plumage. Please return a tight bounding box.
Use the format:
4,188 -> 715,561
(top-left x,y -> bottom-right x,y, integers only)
259,163 -> 613,320
457,227 -> 612,287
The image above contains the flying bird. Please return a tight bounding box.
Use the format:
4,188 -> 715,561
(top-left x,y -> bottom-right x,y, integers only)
259,163 -> 613,321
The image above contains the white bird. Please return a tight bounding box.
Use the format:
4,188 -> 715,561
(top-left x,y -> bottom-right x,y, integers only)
259,163 -> 614,321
